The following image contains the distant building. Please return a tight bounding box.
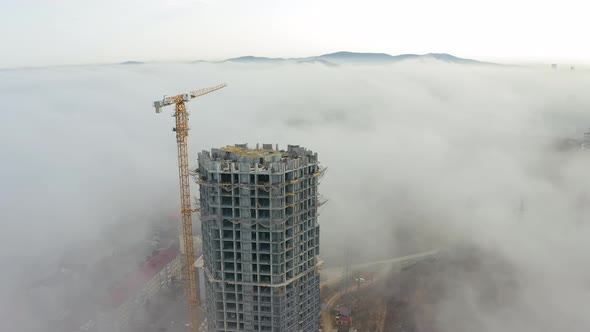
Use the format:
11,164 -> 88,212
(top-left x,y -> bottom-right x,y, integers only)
551,64 -> 557,69
179,234 -> 203,256
98,249 -> 181,332
335,306 -> 352,327
194,255 -> 207,303
198,144 -> 323,332
582,129 -> 590,150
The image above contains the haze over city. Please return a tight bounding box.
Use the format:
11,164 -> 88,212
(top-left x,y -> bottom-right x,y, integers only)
1,1 -> 590,332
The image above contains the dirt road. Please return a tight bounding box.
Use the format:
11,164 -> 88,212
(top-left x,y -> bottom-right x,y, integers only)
320,279 -> 377,332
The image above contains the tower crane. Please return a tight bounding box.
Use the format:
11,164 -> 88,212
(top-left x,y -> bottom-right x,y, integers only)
153,83 -> 227,331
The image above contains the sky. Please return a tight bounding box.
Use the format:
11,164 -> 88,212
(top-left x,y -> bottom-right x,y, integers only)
2,60 -> 590,331
1,0 -> 589,68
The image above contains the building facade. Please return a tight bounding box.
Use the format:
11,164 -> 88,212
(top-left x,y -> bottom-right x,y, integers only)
98,249 -> 182,332
198,144 -> 323,332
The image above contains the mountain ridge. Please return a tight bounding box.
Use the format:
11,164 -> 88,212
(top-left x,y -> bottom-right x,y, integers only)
219,51 -> 493,66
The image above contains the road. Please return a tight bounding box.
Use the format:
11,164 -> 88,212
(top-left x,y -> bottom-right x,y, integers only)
320,249 -> 439,290
346,249 -> 440,270
320,285 -> 346,332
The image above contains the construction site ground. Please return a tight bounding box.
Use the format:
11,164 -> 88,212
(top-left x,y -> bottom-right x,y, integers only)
320,260 -> 443,332
320,247 -> 517,332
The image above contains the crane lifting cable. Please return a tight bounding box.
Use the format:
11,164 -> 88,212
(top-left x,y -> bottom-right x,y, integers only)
153,83 -> 227,332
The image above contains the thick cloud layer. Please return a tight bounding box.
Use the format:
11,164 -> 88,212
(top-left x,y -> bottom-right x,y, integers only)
1,61 -> 590,331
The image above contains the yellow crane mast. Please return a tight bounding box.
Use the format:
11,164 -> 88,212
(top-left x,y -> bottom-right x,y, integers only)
153,83 -> 227,331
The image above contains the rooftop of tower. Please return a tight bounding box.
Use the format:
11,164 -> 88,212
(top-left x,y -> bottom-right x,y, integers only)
219,145 -> 281,158
200,144 -> 318,168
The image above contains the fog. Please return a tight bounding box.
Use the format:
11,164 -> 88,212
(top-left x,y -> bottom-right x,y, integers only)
2,61 -> 590,331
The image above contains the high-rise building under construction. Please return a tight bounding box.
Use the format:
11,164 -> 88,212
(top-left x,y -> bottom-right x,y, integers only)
197,144 -> 323,332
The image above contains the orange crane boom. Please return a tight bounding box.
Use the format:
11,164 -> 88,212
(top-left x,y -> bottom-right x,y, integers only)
153,83 -> 227,331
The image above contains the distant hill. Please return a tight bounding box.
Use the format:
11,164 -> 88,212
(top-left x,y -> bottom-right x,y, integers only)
417,53 -> 484,64
224,56 -> 285,63
222,55 -> 339,66
308,51 -> 488,65
312,51 -> 396,64
296,59 -> 339,67
217,51 -> 491,66
119,61 -> 144,65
